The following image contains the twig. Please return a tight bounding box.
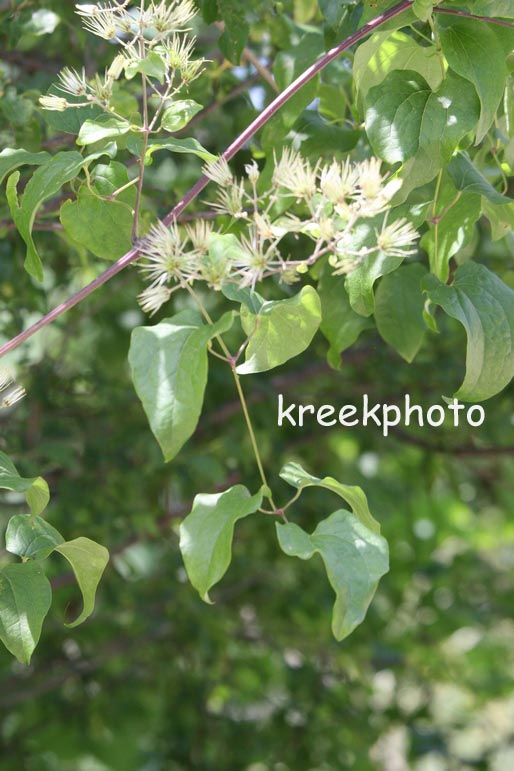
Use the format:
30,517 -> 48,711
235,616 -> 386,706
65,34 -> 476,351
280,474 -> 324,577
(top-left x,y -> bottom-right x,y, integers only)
433,7 -> 514,29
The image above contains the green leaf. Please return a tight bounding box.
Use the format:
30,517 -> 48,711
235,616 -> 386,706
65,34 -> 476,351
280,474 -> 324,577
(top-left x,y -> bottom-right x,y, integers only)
273,30 -> 323,129
0,562 -> 52,664
179,485 -> 263,602
365,70 -> 432,164
420,178 -> 481,281
60,186 -> 133,261
217,0 -> 249,63
127,134 -> 216,164
0,450 -> 50,516
221,282 -> 265,314
77,116 -> 133,146
354,30 -> 443,104
481,199 -> 514,241
0,148 -> 50,186
412,0 -> 433,21
160,100 -> 203,133
318,262 -> 373,369
5,515 -> 64,561
91,161 -> 137,207
6,150 -> 109,281
288,112 -> 360,160
125,52 -> 167,83
276,510 -> 389,641
129,310 -> 235,461
54,538 -> 109,627
423,262 -> 514,401
42,87 -> 103,135
280,461 -> 381,534
438,19 -> 507,142
374,263 -> 427,362
447,152 -> 512,205
236,286 -> 321,375
345,245 -> 406,318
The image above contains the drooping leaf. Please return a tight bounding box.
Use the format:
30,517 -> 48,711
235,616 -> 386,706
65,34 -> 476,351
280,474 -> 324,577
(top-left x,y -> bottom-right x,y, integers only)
54,538 -> 109,627
276,510 -> 389,641
345,248 -> 406,318
438,19 -> 507,142
280,461 -> 381,534
129,310 -> 235,461
160,100 -> 203,133
423,262 -> 514,401
60,186 -> 133,260
447,152 -> 513,205
236,286 -> 321,375
0,562 -> 52,664
481,199 -> 514,241
0,450 -> 50,516
179,485 -> 263,602
374,263 -> 427,362
317,262 -> 373,369
6,150 -> 110,280
0,148 -> 50,186
5,515 -> 64,561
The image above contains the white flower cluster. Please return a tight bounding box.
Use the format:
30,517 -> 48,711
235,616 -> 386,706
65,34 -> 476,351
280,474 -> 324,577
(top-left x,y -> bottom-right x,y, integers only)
137,150 -> 420,315
39,1 -> 204,113
0,371 -> 26,410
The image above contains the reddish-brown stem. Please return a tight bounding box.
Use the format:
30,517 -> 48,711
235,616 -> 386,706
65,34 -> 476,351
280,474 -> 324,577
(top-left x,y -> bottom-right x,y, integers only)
432,7 -> 514,29
0,0 -> 416,360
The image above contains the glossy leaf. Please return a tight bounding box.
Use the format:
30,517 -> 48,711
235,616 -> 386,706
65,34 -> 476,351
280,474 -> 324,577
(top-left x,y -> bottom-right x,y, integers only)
77,116 -> 133,146
160,100 -> 203,132
60,186 -> 133,260
127,134 -> 216,164
280,461 -> 381,534
318,263 -> 373,369
374,263 -> 427,362
276,510 -> 389,641
0,450 -> 50,516
179,485 -> 263,603
5,515 -> 64,561
423,262 -> 514,401
129,310 -> 235,461
0,562 -> 52,664
236,286 -> 321,375
55,538 -> 109,627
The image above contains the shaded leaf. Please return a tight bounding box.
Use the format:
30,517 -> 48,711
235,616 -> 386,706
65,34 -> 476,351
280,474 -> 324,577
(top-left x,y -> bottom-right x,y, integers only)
423,262 -> 514,401
179,485 -> 263,602
60,186 -> 133,260
276,510 -> 389,641
55,538 -> 109,627
0,562 -> 52,664
374,263 -> 427,362
448,152 -> 512,205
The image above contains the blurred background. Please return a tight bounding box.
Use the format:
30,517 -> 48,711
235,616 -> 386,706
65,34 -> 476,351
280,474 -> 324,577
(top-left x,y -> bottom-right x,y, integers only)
1,1 -> 514,769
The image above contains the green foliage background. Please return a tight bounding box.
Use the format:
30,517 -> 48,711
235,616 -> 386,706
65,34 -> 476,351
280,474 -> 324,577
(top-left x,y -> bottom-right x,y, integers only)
1,0 -> 514,769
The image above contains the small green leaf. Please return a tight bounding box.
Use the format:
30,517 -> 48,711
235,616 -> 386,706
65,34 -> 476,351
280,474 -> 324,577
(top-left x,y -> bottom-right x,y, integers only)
5,515 -> 64,561
280,461 -> 381,534
77,116 -> 132,146
179,485 -> 263,602
217,0 -> 249,63
0,562 -> 52,664
318,262 -> 373,369
221,282 -> 265,314
60,186 -> 133,260
0,450 -> 50,516
0,148 -> 50,186
423,262 -> 514,401
276,510 -> 389,641
412,0 -> 433,22
129,310 -> 235,461
236,286 -> 321,375
125,52 -> 167,83
374,263 -> 427,362
127,134 -> 216,163
54,538 -> 109,627
447,152 -> 512,205
160,100 -> 203,133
